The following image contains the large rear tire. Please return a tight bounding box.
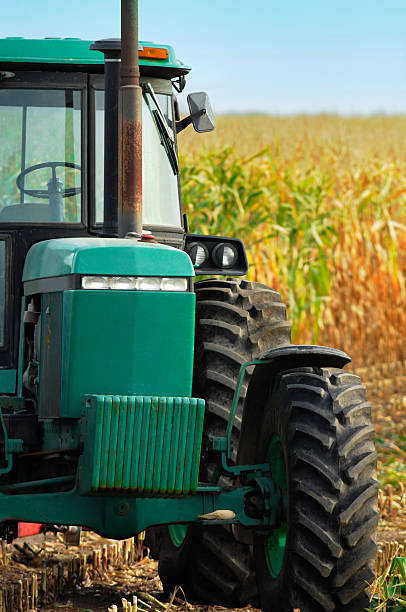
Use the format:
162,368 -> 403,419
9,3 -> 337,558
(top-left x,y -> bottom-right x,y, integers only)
158,278 -> 291,605
251,367 -> 378,612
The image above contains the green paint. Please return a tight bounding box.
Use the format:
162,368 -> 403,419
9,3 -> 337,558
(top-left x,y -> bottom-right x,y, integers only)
226,358 -> 264,460
168,524 -> 188,548
264,523 -> 287,578
57,290 -> 195,418
144,399 -> 158,493
168,398 -> 182,491
137,400 -> 151,492
264,435 -> 287,578
127,398 -> 142,489
0,38 -> 191,72
80,395 -> 204,495
0,483 -> 265,539
23,238 -> 194,281
115,398 -> 128,489
0,369 -> 16,394
268,436 -> 287,492
160,399 -> 174,489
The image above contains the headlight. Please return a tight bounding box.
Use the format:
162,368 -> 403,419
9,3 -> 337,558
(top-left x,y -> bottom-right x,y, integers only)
109,276 -> 138,290
212,243 -> 238,269
81,276 -> 110,290
186,242 -> 209,267
135,277 -> 162,291
161,277 -> 188,292
81,275 -> 188,292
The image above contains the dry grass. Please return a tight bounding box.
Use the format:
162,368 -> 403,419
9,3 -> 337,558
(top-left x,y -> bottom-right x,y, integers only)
180,114 -> 406,164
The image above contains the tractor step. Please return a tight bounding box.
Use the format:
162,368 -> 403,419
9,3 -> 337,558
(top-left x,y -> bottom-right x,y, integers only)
79,395 -> 205,496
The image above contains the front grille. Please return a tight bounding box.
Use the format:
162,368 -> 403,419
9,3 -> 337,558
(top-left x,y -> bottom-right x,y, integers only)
79,395 -> 205,496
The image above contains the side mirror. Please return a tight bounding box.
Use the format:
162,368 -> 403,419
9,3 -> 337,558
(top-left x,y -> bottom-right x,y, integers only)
176,92 -> 215,134
187,92 -> 215,132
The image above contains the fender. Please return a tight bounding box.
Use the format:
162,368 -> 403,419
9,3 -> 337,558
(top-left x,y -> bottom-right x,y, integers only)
237,344 -> 351,467
259,344 -> 350,371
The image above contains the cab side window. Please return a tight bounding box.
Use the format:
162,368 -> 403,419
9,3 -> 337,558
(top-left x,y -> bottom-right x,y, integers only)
0,89 -> 82,223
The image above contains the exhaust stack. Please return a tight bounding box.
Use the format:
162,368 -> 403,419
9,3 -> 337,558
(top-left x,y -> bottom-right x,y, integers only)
119,0 -> 142,238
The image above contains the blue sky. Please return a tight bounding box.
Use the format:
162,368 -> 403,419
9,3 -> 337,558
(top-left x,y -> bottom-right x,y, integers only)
2,0 -> 406,114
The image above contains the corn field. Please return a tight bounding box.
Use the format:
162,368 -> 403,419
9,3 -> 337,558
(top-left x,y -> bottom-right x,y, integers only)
179,114 -> 406,368
180,118 -> 406,610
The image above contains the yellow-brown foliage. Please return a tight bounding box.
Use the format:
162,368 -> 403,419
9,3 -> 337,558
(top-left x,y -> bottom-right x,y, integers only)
179,115 -> 406,367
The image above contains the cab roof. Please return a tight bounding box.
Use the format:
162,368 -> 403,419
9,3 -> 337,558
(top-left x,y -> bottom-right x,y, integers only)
0,37 -> 191,76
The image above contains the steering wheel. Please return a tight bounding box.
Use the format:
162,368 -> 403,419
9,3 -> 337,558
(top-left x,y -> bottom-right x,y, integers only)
16,162 -> 81,199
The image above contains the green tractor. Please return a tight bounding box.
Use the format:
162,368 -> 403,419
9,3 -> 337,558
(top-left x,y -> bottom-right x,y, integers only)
0,2 -> 377,610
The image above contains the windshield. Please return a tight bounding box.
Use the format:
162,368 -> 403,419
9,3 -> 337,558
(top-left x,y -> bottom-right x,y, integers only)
95,90 -> 181,227
0,89 -> 82,223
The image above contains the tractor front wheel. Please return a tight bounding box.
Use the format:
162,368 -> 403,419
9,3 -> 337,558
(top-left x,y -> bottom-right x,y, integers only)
158,278 -> 291,605
251,367 -> 378,612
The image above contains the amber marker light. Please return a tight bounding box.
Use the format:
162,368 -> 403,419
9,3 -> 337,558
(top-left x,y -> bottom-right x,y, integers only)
139,47 -> 169,60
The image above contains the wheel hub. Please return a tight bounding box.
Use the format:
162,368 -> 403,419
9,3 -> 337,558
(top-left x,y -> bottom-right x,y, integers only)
264,435 -> 287,578
168,523 -> 188,548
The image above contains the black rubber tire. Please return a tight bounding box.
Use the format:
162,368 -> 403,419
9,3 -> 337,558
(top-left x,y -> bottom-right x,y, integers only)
194,278 -> 291,476
158,278 -> 291,605
252,367 -> 378,612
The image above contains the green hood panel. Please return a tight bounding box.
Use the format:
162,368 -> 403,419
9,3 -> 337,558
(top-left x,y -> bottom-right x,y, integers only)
23,238 -> 194,281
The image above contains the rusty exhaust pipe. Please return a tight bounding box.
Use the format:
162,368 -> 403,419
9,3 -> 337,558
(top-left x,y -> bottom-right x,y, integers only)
119,0 -> 142,238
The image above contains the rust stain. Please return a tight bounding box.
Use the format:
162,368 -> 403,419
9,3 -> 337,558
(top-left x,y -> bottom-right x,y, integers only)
121,118 -> 142,214
45,327 -> 51,344
118,84 -> 143,236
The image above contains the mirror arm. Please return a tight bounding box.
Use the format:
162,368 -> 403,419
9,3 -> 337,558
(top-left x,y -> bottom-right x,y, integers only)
176,108 -> 206,134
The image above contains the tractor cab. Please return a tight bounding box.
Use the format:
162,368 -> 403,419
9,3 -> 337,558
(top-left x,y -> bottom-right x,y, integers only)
0,37 -> 220,376
0,37 -> 193,229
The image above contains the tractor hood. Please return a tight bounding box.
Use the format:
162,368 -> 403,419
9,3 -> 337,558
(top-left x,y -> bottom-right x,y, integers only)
22,237 -> 194,281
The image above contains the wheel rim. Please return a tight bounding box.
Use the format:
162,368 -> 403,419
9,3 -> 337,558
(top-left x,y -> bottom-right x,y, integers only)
264,435 -> 287,578
168,524 -> 188,548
